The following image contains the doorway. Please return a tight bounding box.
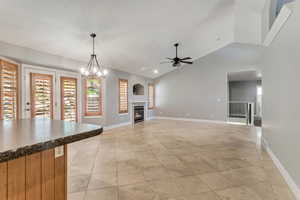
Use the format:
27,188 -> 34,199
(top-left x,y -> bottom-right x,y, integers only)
227,70 -> 262,126
21,64 -> 81,120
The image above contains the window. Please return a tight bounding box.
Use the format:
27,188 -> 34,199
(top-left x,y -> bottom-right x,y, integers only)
148,84 -> 155,109
61,77 -> 77,122
119,79 -> 128,113
85,78 -> 102,116
0,60 -> 18,120
30,73 -> 53,119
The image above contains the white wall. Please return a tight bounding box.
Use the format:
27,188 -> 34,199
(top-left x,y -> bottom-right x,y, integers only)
269,0 -> 278,27
234,0 -> 270,44
262,0 -> 272,41
260,1 -> 300,188
235,9 -> 262,44
154,44 -> 263,121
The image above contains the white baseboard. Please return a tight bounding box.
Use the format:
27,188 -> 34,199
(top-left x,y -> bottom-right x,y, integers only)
262,137 -> 300,200
103,122 -> 131,130
154,116 -> 227,124
103,117 -> 155,131
147,116 -> 156,120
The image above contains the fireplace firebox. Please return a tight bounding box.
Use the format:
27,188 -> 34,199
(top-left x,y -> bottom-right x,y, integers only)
134,106 -> 144,123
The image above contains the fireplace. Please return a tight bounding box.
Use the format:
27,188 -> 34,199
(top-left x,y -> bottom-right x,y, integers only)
134,106 -> 144,123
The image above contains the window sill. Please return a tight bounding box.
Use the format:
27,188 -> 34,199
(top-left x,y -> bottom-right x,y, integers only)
119,113 -> 129,116
83,116 -> 103,119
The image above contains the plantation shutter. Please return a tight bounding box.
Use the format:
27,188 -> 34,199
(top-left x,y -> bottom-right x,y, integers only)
119,79 -> 128,113
85,78 -> 102,116
148,84 -> 155,109
61,77 -> 77,122
0,60 -> 18,120
30,73 -> 53,119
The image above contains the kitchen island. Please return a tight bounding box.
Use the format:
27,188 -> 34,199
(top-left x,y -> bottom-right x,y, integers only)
0,119 -> 103,200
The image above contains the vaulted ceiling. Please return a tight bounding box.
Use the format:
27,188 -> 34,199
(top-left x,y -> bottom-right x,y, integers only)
0,0 -> 266,78
0,0 -> 237,78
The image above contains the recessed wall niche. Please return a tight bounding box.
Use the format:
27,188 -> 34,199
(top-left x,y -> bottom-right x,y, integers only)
133,83 -> 144,95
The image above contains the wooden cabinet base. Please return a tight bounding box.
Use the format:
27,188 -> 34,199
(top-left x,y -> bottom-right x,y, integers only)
0,145 -> 67,200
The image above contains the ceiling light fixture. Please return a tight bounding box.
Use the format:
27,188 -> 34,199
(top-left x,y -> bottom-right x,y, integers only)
154,69 -> 159,74
80,33 -> 108,77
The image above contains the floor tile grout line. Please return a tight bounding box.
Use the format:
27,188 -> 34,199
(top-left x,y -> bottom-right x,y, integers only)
82,137 -> 103,200
68,120 -> 295,200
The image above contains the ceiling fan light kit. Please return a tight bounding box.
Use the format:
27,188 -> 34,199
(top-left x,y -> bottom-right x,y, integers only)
80,33 -> 108,77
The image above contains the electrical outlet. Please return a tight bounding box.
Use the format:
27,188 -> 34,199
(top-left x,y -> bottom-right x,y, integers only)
55,146 -> 64,158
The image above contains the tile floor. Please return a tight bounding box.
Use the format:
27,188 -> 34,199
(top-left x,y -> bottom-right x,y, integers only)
68,119 -> 296,200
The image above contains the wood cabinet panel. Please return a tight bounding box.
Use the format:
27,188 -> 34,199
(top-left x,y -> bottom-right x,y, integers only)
0,162 -> 7,200
42,149 -> 55,200
2,145 -> 67,200
26,153 -> 41,200
54,146 -> 67,200
8,157 -> 26,200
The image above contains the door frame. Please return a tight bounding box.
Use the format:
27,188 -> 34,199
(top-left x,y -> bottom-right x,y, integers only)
21,64 -> 82,121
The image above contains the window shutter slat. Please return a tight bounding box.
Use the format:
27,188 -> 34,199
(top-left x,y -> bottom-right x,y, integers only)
61,77 -> 77,122
148,84 -> 155,109
119,79 -> 128,113
0,60 -> 18,120
30,73 -> 53,119
85,78 -> 102,116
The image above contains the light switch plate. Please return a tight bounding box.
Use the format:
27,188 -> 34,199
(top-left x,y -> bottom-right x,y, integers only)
55,146 -> 64,158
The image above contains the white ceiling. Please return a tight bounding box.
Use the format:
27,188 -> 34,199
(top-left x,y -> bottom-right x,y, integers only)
0,0 -> 235,78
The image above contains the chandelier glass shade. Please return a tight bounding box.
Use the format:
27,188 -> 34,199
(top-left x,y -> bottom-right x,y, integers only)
80,33 -> 108,77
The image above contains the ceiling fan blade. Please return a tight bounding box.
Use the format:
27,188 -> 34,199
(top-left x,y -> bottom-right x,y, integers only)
180,61 -> 193,64
180,57 -> 192,60
166,57 -> 174,60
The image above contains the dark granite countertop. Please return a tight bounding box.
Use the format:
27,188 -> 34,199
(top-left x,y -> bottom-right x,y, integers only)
0,119 -> 103,163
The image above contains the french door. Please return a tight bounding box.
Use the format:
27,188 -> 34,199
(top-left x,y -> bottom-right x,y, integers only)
23,67 -> 56,119
22,64 -> 81,121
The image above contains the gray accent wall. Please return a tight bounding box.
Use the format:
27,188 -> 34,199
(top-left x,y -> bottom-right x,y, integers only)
229,81 -> 257,103
83,69 -> 154,127
260,1 -> 300,187
154,44 -> 262,121
229,80 -> 258,115
0,41 -> 85,71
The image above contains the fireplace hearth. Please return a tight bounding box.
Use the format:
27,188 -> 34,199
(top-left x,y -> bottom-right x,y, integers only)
134,106 -> 144,123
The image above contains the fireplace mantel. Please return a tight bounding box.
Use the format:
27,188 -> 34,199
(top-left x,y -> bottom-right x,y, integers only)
131,101 -> 147,104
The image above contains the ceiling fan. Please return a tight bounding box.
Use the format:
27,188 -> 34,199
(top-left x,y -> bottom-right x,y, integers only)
161,43 -> 193,67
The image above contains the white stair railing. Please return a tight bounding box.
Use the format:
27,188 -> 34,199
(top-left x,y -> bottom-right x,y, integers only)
228,101 -> 255,125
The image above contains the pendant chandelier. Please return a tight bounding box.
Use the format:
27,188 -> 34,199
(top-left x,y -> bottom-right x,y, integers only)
80,33 -> 108,77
